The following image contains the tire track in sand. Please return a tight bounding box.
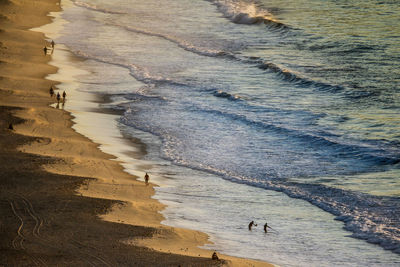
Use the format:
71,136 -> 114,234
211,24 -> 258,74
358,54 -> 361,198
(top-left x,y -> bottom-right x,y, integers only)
8,200 -> 25,250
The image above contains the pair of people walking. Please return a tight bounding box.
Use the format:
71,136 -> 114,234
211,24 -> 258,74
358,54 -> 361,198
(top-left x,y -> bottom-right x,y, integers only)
56,91 -> 66,103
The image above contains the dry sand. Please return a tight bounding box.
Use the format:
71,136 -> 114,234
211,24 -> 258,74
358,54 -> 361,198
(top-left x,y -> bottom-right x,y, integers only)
0,0 -> 273,266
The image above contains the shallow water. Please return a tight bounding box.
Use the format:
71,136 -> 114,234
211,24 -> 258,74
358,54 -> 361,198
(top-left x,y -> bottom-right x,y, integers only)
53,0 -> 400,265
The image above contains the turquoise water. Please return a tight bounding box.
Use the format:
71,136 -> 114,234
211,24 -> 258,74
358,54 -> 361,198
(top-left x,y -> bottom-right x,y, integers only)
57,0 -> 400,265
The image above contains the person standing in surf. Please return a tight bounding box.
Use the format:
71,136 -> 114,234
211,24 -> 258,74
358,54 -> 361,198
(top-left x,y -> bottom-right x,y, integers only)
248,221 -> 257,230
264,222 -> 269,233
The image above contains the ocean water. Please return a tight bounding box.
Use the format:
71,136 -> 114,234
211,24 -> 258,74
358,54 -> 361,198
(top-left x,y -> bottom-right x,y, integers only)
55,0 -> 400,266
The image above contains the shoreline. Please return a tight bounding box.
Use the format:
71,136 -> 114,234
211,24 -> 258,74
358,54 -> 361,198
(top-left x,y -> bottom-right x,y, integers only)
0,0 -> 272,265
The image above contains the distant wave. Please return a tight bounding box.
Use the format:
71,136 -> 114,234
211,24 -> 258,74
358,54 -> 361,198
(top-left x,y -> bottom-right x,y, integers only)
255,60 -> 344,93
122,92 -> 399,171
208,0 -> 290,30
70,48 -> 247,105
109,23 -> 236,59
72,0 -> 126,15
122,91 -> 167,102
71,49 -> 185,87
193,108 -> 400,167
72,44 -> 387,118
111,23 -> 345,94
213,90 -> 242,101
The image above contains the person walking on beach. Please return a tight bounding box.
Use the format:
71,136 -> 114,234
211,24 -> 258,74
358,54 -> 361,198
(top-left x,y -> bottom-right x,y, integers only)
144,172 -> 149,185
56,92 -> 61,103
49,86 -> 54,97
51,40 -> 55,48
248,221 -> 257,231
43,46 -> 48,55
62,91 -> 66,102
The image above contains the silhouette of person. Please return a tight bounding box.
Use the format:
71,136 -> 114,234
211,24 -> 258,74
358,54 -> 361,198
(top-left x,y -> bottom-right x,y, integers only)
56,92 -> 61,103
43,47 -> 47,55
51,40 -> 55,48
50,86 -> 54,97
264,222 -> 268,233
144,172 -> 149,185
248,221 -> 257,231
62,90 -> 66,100
264,222 -> 274,233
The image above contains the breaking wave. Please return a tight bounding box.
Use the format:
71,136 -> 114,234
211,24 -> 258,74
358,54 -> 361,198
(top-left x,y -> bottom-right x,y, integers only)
208,0 -> 290,30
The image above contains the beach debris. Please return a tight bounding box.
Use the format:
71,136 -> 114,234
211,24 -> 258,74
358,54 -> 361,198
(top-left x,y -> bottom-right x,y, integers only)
8,123 -> 13,130
212,251 -> 219,260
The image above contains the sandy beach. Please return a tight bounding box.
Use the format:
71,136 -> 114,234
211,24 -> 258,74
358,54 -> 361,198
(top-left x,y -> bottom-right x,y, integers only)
0,0 -> 273,266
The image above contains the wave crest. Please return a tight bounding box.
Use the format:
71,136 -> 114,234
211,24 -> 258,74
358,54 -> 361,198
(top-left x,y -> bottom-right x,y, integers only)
209,0 -> 290,30
108,23 -> 347,95
256,61 -> 344,92
109,23 -> 233,58
72,0 -> 126,15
